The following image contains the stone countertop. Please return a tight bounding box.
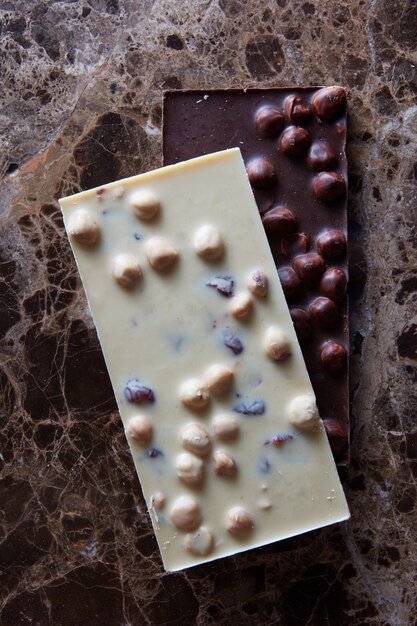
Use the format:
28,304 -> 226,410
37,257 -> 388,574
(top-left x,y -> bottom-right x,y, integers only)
1,1 -> 416,625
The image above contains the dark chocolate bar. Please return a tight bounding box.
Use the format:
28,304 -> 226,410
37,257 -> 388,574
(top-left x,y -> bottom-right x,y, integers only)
163,87 -> 349,464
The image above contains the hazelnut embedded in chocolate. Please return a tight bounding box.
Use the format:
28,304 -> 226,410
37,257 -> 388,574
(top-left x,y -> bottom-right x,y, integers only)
313,172 -> 346,204
309,297 -> 339,327
307,142 -> 338,171
280,126 -> 311,158
278,267 -> 302,300
284,95 -> 311,124
67,209 -> 100,246
226,507 -> 254,536
317,230 -> 347,259
281,232 -> 309,258
246,158 -> 276,189
323,418 -> 347,455
312,86 -> 347,121
255,106 -> 285,138
290,307 -> 312,340
170,496 -> 201,532
319,268 -> 347,302
293,252 -> 325,284
262,206 -> 298,237
320,341 -> 347,371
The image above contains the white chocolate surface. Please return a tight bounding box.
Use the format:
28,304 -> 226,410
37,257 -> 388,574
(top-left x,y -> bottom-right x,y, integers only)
59,148 -> 349,571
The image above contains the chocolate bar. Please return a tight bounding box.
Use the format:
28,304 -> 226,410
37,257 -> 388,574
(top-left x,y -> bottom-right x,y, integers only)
163,87 -> 349,464
59,148 -> 349,571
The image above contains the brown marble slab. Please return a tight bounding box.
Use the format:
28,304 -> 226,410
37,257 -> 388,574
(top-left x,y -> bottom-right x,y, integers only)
1,1 -> 417,625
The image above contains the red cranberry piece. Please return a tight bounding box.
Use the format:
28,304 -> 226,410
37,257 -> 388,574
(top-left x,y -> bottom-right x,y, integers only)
307,142 -> 338,171
293,252 -> 325,284
284,95 -> 311,124
323,419 -> 347,456
319,268 -> 347,302
317,230 -> 347,259
320,341 -> 347,371
247,158 -> 276,189
255,106 -> 285,138
271,433 -> 294,446
290,307 -> 312,340
280,126 -> 311,157
262,206 -> 298,237
312,86 -> 347,121
313,172 -> 346,204
278,267 -> 302,301
281,232 -> 309,258
309,297 -> 339,327
124,380 -> 155,404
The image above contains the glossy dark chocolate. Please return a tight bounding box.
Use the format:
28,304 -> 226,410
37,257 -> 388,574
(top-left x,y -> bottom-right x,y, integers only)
163,87 -> 349,464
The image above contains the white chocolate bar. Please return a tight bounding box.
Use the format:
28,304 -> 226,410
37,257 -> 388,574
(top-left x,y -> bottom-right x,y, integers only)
59,148 -> 349,571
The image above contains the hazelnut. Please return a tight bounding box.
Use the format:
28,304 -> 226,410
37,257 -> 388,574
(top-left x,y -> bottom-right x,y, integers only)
151,491 -> 166,511
313,172 -> 346,204
170,496 -> 201,532
255,106 -> 285,138
126,414 -> 154,444
320,341 -> 347,371
309,297 -> 339,328
130,189 -> 160,221
262,206 -> 298,237
287,394 -> 320,431
284,95 -> 311,124
290,307 -> 312,340
193,224 -> 224,260
246,158 -> 276,189
280,126 -> 311,157
184,526 -> 214,556
278,267 -> 302,301
317,230 -> 347,259
319,268 -> 347,302
213,450 -> 238,477
204,364 -> 234,395
264,326 -> 291,361
175,452 -> 204,485
212,414 -> 240,441
67,209 -> 100,246
180,380 -> 210,411
145,237 -> 178,271
293,253 -> 325,284
181,423 -> 211,457
247,270 -> 268,298
312,86 -> 346,121
112,254 -> 142,289
323,419 -> 347,456
226,507 -> 254,536
307,142 -> 338,171
230,292 -> 253,320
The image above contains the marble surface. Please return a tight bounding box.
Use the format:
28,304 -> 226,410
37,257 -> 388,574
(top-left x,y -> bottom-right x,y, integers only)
1,1 -> 416,624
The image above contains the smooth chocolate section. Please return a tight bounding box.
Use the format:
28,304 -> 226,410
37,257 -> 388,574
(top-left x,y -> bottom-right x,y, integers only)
163,88 -> 349,464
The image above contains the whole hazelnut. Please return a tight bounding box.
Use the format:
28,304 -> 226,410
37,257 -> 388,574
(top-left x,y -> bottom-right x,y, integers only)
126,414 -> 154,444
280,126 -> 311,157
313,172 -> 346,204
264,326 -> 291,361
284,95 -> 311,124
247,270 -> 268,299
319,268 -> 347,302
320,341 -> 347,371
193,224 -> 224,261
145,237 -> 179,271
180,379 -> 210,411
213,450 -> 238,477
246,158 -> 276,189
287,394 -> 320,431
230,292 -> 253,320
255,106 -> 285,138
130,189 -> 160,221
112,254 -> 142,289
278,267 -> 302,300
151,491 -> 166,511
67,209 -> 100,246
170,496 -> 201,532
309,297 -> 339,327
204,364 -> 234,395
181,423 -> 211,457
212,414 -> 240,441
317,230 -> 347,259
290,307 -> 312,340
262,206 -> 298,237
226,507 -> 254,536
184,526 -> 214,556
307,142 -> 338,171
281,232 -> 309,258
175,452 -> 204,485
312,86 -> 347,121
323,419 -> 347,456
293,253 -> 325,284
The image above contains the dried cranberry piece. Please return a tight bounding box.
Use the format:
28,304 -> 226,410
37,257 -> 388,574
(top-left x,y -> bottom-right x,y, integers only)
206,274 -> 234,297
124,379 -> 155,404
223,330 -> 244,355
271,433 -> 294,446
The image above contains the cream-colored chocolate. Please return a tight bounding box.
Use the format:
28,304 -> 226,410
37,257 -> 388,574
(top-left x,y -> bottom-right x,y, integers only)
59,148 -> 349,572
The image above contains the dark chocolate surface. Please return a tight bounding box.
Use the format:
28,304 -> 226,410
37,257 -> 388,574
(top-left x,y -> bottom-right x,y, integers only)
2,1 -> 417,624
163,88 -> 349,464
